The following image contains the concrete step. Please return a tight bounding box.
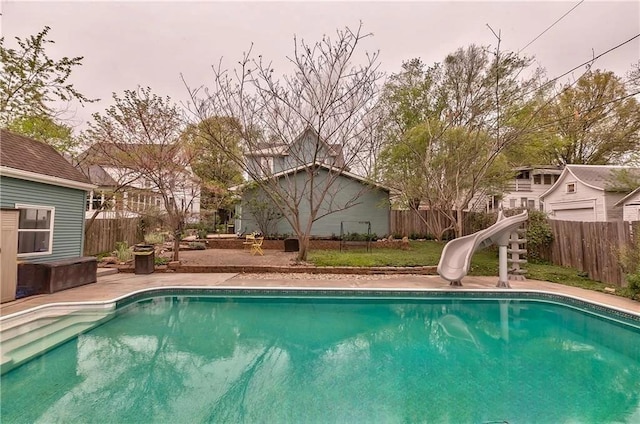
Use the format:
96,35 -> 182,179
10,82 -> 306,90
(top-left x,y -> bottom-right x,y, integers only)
97,267 -> 118,277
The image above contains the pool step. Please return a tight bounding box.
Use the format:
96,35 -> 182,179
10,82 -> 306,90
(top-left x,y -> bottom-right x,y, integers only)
0,304 -> 115,375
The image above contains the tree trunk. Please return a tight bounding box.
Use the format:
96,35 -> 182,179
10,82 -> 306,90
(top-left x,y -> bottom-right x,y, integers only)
297,235 -> 310,262
455,207 -> 464,238
172,223 -> 182,262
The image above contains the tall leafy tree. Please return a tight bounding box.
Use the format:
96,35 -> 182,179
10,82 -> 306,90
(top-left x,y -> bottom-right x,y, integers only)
536,70 -> 640,165
0,26 -> 95,152
376,45 -> 543,237
180,117 -> 244,223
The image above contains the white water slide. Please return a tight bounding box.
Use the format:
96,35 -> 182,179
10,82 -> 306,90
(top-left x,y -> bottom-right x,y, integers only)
437,210 -> 529,286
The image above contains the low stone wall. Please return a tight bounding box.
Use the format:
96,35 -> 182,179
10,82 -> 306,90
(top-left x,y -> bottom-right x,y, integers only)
115,264 -> 437,275
205,239 -> 407,250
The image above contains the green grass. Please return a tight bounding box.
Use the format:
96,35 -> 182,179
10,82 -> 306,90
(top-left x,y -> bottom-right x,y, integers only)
308,241 -> 632,298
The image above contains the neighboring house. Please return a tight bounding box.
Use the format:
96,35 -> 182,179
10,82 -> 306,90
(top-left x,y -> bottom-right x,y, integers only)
244,127 -> 346,178
614,186 -> 640,222
501,166 -> 563,211
540,164 -> 640,222
0,130 -> 95,263
78,143 -> 201,222
468,165 -> 563,212
234,128 -> 390,237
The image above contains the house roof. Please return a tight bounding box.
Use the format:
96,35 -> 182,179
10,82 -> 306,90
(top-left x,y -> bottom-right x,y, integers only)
77,163 -> 119,187
244,127 -> 346,167
229,162 -> 390,193
0,129 -> 94,189
614,185 -> 640,207
540,164 -> 640,199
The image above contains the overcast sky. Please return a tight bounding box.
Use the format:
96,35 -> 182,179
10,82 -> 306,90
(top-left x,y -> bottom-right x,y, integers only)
2,1 -> 639,131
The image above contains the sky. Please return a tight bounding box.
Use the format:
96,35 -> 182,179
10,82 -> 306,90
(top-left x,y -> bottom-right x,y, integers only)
2,0 -> 639,131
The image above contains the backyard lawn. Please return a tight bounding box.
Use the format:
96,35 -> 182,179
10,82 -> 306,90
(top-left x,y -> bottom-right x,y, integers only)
308,241 -> 634,298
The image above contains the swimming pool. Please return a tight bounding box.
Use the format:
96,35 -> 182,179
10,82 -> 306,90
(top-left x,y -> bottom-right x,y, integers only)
1,288 -> 639,423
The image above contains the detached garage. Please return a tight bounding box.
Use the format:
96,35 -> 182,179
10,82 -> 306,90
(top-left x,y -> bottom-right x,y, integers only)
615,186 -> 640,222
540,165 -> 639,222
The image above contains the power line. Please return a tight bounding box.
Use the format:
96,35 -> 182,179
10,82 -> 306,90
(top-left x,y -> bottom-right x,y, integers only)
520,32 -> 640,100
519,0 -> 585,53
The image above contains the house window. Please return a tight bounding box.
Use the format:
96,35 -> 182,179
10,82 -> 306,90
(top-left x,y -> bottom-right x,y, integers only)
15,204 -> 54,256
520,198 -> 528,208
539,201 -> 544,211
543,174 -> 553,185
528,200 -> 535,210
260,157 -> 274,176
509,198 -> 516,208
533,175 -> 541,184
566,183 -> 577,193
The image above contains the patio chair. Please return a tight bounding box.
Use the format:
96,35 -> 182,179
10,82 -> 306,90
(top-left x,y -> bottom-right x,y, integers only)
250,237 -> 264,256
243,234 -> 255,250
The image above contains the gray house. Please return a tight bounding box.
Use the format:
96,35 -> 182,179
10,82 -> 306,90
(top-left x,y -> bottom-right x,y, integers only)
234,128 -> 390,237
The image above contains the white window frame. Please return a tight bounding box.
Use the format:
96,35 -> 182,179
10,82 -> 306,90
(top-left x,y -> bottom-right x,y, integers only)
566,182 -> 577,194
15,203 -> 55,257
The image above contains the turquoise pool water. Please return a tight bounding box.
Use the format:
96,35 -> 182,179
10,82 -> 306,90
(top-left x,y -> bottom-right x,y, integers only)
1,293 -> 639,423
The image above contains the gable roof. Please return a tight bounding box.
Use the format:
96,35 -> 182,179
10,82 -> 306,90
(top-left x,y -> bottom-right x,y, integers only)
229,162 -> 390,193
540,164 -> 640,199
614,186 -> 640,207
244,127 -> 346,168
0,129 -> 94,190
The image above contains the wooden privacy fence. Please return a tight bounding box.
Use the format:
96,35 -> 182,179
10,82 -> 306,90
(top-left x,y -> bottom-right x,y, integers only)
544,220 -> 638,287
389,209 -> 482,238
84,218 -> 142,256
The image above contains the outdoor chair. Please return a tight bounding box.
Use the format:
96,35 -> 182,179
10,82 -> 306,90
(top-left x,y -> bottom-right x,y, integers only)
243,234 -> 255,250
250,237 -> 264,256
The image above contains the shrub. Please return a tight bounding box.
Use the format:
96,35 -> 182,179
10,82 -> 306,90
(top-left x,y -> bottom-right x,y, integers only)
188,241 -> 207,250
618,232 -> 640,299
155,256 -> 170,265
526,210 -> 553,262
144,232 -> 165,245
114,241 -> 133,263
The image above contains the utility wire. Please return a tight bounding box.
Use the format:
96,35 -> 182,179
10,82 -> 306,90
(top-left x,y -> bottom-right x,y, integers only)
519,0 -> 585,53
519,32 -> 640,100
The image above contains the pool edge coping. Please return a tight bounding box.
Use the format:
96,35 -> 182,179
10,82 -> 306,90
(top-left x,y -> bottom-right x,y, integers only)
2,285 -> 638,323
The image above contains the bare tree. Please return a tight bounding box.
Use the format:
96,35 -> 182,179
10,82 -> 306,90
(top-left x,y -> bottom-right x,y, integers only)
83,87 -> 199,260
185,23 -> 384,260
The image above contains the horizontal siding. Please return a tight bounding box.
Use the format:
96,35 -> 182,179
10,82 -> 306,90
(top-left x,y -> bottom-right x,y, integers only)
0,176 -> 86,263
240,170 -> 389,237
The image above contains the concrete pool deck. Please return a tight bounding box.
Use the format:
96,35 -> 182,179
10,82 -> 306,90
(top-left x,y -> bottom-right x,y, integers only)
1,271 -> 639,317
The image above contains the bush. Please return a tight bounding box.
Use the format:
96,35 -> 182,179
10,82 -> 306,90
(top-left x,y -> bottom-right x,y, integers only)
188,241 -> 207,250
114,241 -> 133,263
155,256 -> 170,265
144,232 -> 165,245
526,210 -> 553,262
342,232 -> 377,241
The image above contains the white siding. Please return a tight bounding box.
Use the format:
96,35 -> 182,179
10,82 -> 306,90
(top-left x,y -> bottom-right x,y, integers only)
622,191 -> 640,222
543,173 -> 605,221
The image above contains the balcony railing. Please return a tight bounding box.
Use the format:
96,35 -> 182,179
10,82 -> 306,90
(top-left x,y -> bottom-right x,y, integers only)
506,180 -> 532,192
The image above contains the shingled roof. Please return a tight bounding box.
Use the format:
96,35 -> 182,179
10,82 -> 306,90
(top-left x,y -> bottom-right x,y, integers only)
0,129 -> 92,185
566,165 -> 640,191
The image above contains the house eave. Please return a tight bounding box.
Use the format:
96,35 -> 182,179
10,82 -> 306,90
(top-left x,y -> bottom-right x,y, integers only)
0,166 -> 97,191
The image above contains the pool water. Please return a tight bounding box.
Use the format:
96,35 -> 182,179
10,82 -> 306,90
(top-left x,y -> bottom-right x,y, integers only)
1,295 -> 639,423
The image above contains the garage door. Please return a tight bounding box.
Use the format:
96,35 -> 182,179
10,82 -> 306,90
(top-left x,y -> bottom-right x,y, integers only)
552,208 -> 595,221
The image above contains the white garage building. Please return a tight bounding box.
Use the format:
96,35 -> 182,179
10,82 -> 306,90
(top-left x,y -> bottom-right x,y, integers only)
615,186 -> 640,222
540,165 -> 640,222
